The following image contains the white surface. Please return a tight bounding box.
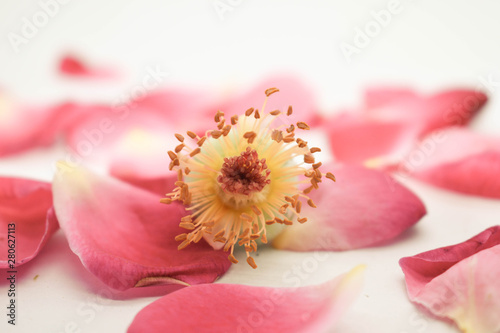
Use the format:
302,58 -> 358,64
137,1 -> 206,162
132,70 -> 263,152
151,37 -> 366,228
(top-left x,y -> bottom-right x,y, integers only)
1,1 -> 500,332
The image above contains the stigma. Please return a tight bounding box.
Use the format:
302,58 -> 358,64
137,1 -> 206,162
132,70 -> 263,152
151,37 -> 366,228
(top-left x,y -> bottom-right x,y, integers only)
161,87 -> 335,268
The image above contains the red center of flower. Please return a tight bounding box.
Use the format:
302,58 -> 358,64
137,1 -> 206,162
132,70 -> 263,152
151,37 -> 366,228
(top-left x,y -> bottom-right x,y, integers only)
217,147 -> 271,195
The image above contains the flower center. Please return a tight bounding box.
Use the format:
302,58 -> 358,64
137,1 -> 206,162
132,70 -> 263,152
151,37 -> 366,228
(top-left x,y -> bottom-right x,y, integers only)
218,147 -> 270,195
161,87 -> 336,269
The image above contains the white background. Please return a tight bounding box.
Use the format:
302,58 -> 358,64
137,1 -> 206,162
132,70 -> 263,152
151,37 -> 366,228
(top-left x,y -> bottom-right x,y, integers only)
1,1 -> 500,332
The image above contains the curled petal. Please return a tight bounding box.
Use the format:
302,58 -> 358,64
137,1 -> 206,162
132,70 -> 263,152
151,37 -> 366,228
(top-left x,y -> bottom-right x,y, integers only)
128,265 -> 365,333
403,128 -> 500,198
52,162 -> 231,291
400,226 -> 500,333
0,177 -> 56,268
273,164 -> 426,251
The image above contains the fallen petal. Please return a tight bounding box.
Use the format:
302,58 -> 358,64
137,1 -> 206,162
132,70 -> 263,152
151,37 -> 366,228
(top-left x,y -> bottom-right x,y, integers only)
59,54 -> 118,79
52,162 -> 231,291
400,226 -> 500,333
273,164 -> 426,251
404,128 -> 500,199
364,89 -> 487,135
324,113 -> 420,167
0,92 -> 67,156
128,265 -> 365,333
0,177 -> 57,268
364,87 -> 418,109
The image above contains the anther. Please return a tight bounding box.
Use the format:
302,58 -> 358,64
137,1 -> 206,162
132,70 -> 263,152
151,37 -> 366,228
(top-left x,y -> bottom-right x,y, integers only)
214,110 -> 224,123
297,122 -> 310,130
187,131 -> 197,139
231,115 -> 239,125
211,130 -> 222,139
168,151 -> 177,160
326,172 -> 336,182
228,254 -> 239,264
287,105 -> 293,116
307,198 -> 317,208
175,234 -> 188,241
304,154 -> 315,164
313,162 -> 322,169
245,108 -> 254,116
310,147 -> 321,153
175,144 -> 185,153
190,148 -> 201,157
247,256 -> 257,269
175,133 -> 184,142
197,136 -> 207,146
160,198 -> 172,204
270,110 -> 281,116
265,88 -> 279,96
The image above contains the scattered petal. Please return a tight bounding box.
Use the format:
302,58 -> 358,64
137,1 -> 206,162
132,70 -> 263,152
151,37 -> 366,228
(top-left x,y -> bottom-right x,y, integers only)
273,164 -> 426,251
52,162 -> 231,290
59,54 -> 118,79
403,128 -> 500,199
400,226 -> 500,333
364,89 -> 488,135
323,113 -> 420,167
0,177 -> 56,268
0,92 -> 68,156
128,265 -> 365,333
364,87 -> 418,109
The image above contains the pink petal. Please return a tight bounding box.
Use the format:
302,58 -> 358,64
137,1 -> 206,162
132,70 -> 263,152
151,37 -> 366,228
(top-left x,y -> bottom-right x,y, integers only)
128,265 -> 365,333
52,162 -> 231,290
399,226 -> 500,333
324,113 -> 420,167
216,75 -> 321,126
0,92 -> 67,156
62,88 -> 213,170
273,164 -> 426,251
58,54 -> 117,79
364,89 -> 488,135
364,87 -> 418,109
0,177 -> 57,268
404,128 -> 500,198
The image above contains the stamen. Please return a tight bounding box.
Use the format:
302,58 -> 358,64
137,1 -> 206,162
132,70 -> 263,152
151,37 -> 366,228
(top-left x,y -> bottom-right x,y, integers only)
164,86 -> 336,268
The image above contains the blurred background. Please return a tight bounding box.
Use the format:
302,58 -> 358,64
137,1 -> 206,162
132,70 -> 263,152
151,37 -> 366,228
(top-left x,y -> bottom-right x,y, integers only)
1,1 -> 499,332
2,0 -> 499,117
